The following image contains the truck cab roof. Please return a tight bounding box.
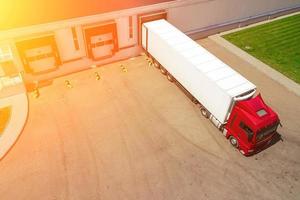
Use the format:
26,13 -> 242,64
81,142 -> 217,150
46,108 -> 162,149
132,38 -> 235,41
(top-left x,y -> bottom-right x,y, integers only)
235,94 -> 279,129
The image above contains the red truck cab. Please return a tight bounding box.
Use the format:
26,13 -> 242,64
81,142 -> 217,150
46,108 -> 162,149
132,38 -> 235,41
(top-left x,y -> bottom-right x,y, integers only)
225,94 -> 280,155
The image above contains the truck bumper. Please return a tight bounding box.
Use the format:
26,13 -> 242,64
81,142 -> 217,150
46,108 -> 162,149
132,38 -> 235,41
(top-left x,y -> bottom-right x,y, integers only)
243,133 -> 276,156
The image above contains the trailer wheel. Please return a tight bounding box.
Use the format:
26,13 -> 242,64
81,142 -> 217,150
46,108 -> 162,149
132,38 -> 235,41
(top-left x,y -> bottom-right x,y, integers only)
153,61 -> 160,69
192,98 -> 199,105
166,73 -> 174,82
200,108 -> 209,118
229,136 -> 239,148
160,67 -> 167,75
192,97 -> 201,107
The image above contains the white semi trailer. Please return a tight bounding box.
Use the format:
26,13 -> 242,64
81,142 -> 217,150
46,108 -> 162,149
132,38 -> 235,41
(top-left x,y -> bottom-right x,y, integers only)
142,19 -> 280,155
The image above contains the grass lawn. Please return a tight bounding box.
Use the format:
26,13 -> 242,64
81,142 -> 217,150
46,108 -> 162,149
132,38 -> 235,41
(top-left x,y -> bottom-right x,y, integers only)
223,14 -> 300,84
0,106 -> 11,136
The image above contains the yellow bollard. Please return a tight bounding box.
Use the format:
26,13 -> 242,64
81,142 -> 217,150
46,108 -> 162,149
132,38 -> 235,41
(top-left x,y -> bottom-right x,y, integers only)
148,60 -> 153,67
146,57 -> 152,66
120,64 -> 128,73
32,88 -> 40,98
65,80 -> 73,88
95,72 -> 101,80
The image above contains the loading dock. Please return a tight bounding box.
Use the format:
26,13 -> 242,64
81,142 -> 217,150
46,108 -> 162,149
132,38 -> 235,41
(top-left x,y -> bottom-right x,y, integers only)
137,10 -> 167,45
83,21 -> 119,61
16,35 -> 61,74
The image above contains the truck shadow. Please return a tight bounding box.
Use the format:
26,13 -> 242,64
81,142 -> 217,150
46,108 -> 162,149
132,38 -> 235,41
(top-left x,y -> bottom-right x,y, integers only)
249,132 -> 283,156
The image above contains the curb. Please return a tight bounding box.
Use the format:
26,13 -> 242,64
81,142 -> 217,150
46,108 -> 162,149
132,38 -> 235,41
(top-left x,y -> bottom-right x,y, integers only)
0,92 -> 29,160
209,35 -> 300,97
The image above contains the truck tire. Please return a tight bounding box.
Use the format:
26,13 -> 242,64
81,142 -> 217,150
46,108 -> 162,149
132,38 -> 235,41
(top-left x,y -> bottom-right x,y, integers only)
192,98 -> 199,105
229,136 -> 239,148
160,67 -> 167,75
200,108 -> 209,118
167,73 -> 174,82
154,61 -> 160,69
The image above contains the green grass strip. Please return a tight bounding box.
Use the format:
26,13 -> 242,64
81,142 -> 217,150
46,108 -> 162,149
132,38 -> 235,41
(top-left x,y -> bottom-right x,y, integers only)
223,13 -> 300,84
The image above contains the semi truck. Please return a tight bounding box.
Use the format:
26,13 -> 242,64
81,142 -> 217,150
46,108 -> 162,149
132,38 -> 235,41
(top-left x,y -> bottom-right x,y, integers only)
142,19 -> 280,155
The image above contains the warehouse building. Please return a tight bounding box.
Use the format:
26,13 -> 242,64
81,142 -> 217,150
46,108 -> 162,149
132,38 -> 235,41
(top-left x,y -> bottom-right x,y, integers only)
0,0 -> 299,87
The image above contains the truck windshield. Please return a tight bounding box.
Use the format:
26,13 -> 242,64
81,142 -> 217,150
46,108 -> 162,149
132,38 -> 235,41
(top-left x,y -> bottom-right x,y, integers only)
256,122 -> 278,142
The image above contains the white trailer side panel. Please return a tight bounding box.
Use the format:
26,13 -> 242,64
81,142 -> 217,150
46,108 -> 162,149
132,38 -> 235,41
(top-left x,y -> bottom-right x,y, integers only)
142,20 -> 256,123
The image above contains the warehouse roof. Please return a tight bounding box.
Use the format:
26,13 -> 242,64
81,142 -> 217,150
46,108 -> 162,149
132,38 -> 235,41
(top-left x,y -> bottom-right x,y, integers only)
0,0 -> 172,31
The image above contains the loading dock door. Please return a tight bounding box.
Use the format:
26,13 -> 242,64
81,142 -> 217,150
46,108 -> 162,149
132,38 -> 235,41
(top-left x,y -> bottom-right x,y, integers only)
83,22 -> 119,61
16,35 -> 61,74
138,11 -> 167,45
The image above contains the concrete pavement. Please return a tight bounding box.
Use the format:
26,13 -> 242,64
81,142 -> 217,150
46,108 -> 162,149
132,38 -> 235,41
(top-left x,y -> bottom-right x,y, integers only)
0,40 -> 299,200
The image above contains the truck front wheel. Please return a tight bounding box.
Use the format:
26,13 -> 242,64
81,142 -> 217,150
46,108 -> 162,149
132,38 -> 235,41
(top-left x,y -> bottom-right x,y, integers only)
229,136 -> 239,148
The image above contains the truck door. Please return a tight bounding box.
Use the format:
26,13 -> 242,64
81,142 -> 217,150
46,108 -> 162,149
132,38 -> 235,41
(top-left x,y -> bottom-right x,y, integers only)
233,119 -> 254,149
238,121 -> 254,144
229,114 -> 253,147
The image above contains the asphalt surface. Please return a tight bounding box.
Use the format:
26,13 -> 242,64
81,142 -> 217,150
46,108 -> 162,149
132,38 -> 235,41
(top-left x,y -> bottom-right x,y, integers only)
0,38 -> 299,200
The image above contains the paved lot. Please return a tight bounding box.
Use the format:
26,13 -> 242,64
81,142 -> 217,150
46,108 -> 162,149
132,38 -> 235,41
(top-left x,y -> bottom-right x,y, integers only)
0,38 -> 299,200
